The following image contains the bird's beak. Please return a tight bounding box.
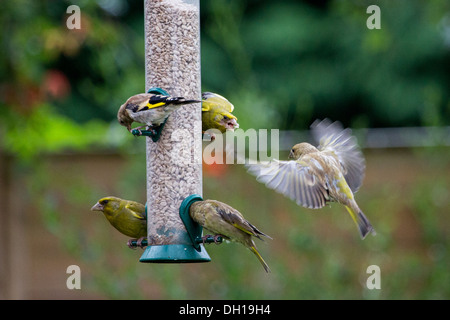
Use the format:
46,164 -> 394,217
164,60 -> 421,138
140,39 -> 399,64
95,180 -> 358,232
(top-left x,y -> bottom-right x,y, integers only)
231,118 -> 239,129
288,150 -> 294,159
91,202 -> 104,212
222,118 -> 239,130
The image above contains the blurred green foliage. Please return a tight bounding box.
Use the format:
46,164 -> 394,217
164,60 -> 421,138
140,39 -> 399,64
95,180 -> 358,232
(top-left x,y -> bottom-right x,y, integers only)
1,0 -> 449,158
1,0 -> 449,300
201,0 -> 450,130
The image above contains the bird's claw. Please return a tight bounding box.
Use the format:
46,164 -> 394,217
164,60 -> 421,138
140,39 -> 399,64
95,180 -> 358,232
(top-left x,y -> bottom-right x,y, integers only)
213,234 -> 223,244
200,234 -> 223,245
136,237 -> 147,249
144,125 -> 158,136
127,239 -> 138,249
131,126 -> 145,136
201,234 -> 213,244
127,237 -> 148,249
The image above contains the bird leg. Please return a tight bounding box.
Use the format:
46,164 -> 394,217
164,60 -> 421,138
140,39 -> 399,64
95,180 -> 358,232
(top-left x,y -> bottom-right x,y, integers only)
131,125 -> 147,136
201,234 -> 214,244
213,234 -> 224,244
136,237 -> 148,249
200,234 -> 224,244
127,239 -> 138,249
127,237 -> 148,249
146,125 -> 158,136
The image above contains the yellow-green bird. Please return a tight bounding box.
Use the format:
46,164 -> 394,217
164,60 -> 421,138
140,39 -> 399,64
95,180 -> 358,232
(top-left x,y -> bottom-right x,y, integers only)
91,196 -> 147,248
118,93 -> 200,134
246,119 -> 375,239
189,199 -> 272,273
201,92 -> 239,134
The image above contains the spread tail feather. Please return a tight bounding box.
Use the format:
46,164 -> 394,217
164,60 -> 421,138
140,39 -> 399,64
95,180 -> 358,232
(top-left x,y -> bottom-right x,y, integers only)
345,206 -> 376,239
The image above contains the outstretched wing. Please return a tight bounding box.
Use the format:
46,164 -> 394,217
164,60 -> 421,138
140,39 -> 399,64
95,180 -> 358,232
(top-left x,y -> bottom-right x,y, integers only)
246,159 -> 329,209
311,119 -> 365,193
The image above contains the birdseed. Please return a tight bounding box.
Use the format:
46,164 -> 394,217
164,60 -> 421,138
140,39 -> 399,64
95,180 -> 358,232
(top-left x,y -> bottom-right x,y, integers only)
144,0 -> 202,245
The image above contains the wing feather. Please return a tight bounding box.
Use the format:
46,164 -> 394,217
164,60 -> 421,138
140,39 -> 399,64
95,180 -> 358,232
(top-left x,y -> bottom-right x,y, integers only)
211,201 -> 270,239
246,160 -> 328,209
125,94 -> 171,113
311,119 -> 365,193
125,202 -> 146,220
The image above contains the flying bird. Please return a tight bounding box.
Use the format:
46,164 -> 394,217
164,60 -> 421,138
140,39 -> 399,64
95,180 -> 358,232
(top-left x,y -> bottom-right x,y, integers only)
246,119 -> 375,239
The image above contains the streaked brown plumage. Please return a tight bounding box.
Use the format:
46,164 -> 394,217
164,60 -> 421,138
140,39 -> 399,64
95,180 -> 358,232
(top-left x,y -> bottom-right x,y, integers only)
247,119 -> 375,239
189,199 -> 272,273
117,93 -> 200,133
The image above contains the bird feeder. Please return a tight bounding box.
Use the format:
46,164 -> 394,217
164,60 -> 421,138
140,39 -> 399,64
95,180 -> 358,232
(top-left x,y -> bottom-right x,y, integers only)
138,0 -> 210,262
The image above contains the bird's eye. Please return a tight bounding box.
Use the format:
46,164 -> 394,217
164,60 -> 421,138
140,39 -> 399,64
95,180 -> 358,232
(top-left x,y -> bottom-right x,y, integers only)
223,116 -> 229,120
101,200 -> 109,205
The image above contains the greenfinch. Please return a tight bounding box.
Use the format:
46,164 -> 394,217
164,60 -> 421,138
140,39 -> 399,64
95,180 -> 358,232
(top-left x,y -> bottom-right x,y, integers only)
246,119 -> 375,239
117,93 -> 200,134
91,196 -> 147,248
189,199 -> 271,273
201,92 -> 239,134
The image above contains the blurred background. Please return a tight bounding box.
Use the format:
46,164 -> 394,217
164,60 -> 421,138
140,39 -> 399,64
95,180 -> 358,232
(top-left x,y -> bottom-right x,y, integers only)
0,0 -> 449,299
